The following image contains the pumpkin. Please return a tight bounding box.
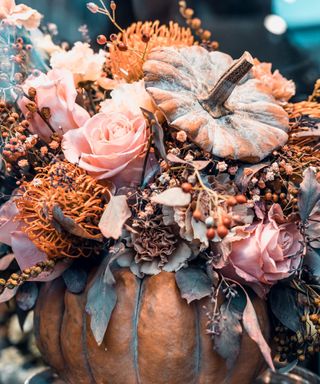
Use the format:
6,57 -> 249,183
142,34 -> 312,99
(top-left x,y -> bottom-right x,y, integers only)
143,46 -> 289,163
34,268 -> 270,384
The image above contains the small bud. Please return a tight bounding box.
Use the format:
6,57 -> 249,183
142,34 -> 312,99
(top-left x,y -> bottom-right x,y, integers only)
41,107 -> 51,120
235,195 -> 247,204
26,101 -> 37,113
97,34 -> 107,45
205,217 -> 214,228
141,33 -> 150,43
191,18 -> 201,29
192,209 -> 202,221
226,196 -> 237,207
28,87 -> 37,98
110,33 -> 118,41
118,42 -> 128,51
110,1 -> 116,11
87,2 -> 99,13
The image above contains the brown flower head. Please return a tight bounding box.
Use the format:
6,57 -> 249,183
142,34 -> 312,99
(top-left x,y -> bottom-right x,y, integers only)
107,21 -> 194,82
15,161 -> 111,259
133,217 -> 178,267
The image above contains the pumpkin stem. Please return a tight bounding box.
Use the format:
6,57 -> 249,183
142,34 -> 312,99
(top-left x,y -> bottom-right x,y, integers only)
201,51 -> 254,118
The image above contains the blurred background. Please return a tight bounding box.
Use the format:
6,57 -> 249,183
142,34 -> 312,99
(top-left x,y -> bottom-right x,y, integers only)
21,0 -> 320,99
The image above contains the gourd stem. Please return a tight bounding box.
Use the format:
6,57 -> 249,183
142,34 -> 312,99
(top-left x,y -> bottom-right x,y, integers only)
201,51 -> 254,117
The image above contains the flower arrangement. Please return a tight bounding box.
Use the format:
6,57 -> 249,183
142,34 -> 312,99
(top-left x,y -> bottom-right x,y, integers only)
0,0 -> 320,379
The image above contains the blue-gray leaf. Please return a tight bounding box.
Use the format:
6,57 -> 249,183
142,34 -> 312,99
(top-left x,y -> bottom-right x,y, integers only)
175,267 -> 212,304
85,259 -> 117,345
298,168 -> 320,222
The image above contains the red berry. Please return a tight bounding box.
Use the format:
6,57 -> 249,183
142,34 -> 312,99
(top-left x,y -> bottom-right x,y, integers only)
97,35 -> 107,45
222,216 -> 232,229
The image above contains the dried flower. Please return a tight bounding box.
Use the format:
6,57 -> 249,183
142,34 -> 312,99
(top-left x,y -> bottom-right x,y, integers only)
107,21 -> 194,82
176,130 -> 187,143
15,161 -> 111,259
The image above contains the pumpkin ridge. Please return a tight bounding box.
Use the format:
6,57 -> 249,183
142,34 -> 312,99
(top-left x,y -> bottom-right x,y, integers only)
82,306 -> 97,384
194,301 -> 202,384
133,276 -> 144,384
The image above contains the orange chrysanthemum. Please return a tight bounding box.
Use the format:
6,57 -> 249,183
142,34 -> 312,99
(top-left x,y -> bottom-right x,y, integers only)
15,161 -> 111,259
107,21 -> 194,82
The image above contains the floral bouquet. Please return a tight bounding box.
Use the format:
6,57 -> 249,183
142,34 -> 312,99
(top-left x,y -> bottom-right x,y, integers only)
1,0 -> 320,383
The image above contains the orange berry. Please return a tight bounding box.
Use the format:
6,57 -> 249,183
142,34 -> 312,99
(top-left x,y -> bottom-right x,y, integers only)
235,195 -> 247,204
226,196 -> 237,207
206,228 -> 216,240
217,225 -> 228,239
181,182 -> 193,193
192,209 -> 202,221
222,216 -> 232,229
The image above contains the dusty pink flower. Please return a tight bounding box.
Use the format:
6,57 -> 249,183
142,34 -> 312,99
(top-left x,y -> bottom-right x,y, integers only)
0,197 -> 68,303
0,1 -> 42,29
223,204 -> 302,297
62,111 -> 148,180
253,59 -> 295,103
19,69 -> 90,142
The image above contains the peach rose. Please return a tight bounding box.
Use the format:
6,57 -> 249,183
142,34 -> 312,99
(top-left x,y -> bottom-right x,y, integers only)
1,1 -> 42,29
19,68 -> 90,142
62,111 -> 148,179
253,59 -> 295,103
223,204 -> 302,296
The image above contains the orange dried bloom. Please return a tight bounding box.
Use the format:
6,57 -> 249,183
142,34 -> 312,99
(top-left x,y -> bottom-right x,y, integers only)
15,161 -> 111,259
107,21 -> 194,82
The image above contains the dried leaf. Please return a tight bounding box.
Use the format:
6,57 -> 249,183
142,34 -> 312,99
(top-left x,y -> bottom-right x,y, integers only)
298,168 -> 320,222
16,282 -> 38,311
141,107 -> 167,161
269,285 -> 301,332
63,267 -> 88,294
0,253 -> 15,270
99,195 -> 131,240
235,162 -> 270,193
304,247 -> 320,277
151,187 -> 191,207
167,153 -> 210,171
163,242 -> 192,272
85,256 -> 117,345
175,267 -> 212,304
214,303 -> 242,371
242,291 -> 274,370
52,205 -> 102,240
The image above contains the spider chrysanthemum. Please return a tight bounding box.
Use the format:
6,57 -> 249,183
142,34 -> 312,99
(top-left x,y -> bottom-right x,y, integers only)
15,161 -> 111,259
107,21 -> 194,82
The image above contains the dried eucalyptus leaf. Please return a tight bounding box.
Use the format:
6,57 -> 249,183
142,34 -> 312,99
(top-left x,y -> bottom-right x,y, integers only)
63,267 -> 88,294
175,267 -> 212,304
214,303 -> 242,371
16,282 -> 39,311
99,195 -> 131,240
243,291 -> 274,370
298,168 -> 320,222
151,187 -> 191,207
304,247 -> 320,277
52,205 -> 102,240
270,285 -> 302,332
85,257 -> 117,346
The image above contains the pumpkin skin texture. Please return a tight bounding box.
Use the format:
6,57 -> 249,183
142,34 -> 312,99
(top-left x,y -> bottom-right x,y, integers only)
34,269 -> 270,384
143,46 -> 289,163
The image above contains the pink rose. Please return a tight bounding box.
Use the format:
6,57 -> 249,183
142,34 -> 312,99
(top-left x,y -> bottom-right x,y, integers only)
62,111 -> 148,180
223,204 -> 303,297
19,69 -> 90,142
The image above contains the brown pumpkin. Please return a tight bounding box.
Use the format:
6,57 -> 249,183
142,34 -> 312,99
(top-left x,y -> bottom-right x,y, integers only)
143,46 -> 289,163
34,268 -> 270,384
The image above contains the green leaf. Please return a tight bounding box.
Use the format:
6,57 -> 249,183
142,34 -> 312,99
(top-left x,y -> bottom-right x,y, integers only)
269,285 -> 301,332
175,267 -> 212,304
85,257 -> 117,345
298,168 -> 320,222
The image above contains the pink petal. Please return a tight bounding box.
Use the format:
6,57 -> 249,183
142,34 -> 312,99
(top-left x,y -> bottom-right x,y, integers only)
0,198 -> 19,246
0,286 -> 18,304
0,253 -> 15,270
